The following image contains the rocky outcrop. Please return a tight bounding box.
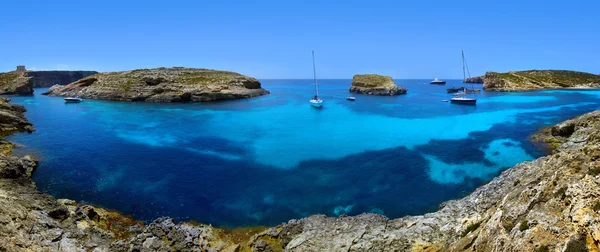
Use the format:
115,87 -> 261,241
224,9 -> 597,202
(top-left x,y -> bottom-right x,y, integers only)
4,94 -> 600,250
0,70 -> 98,94
483,70 -> 600,91
349,74 -> 407,95
27,71 -> 97,87
43,67 -> 270,102
0,71 -> 34,95
465,76 -> 484,83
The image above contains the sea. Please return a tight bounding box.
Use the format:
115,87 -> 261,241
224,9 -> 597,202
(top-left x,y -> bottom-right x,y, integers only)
5,79 -> 600,227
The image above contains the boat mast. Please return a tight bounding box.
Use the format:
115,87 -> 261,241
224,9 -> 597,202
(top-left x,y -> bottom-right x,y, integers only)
461,50 -> 466,84
462,50 -> 476,98
312,50 -> 319,97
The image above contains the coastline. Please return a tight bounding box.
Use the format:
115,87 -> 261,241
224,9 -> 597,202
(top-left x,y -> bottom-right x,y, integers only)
2,96 -> 600,250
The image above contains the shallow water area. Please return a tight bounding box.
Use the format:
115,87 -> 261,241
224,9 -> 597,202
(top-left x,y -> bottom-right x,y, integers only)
6,80 -> 600,227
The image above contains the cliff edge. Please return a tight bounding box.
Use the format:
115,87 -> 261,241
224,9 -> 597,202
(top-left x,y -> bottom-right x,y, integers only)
0,71 -> 34,95
44,67 -> 270,102
27,70 -> 98,87
349,74 -> 407,95
483,70 -> 600,91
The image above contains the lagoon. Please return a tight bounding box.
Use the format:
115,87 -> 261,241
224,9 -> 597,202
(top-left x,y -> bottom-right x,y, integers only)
7,79 -> 600,227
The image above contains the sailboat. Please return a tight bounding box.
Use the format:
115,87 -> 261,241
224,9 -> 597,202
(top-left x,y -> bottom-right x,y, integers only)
309,50 -> 323,108
451,51 -> 477,105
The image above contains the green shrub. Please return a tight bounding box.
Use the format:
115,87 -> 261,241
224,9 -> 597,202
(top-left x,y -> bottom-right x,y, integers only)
588,166 -> 600,176
554,187 -> 567,198
519,220 -> 529,231
535,245 -> 549,252
502,220 -> 515,233
461,221 -> 481,237
565,236 -> 588,252
592,201 -> 600,212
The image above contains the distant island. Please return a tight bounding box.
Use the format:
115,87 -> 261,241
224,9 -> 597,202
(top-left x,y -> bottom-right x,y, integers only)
465,76 -> 484,83
0,66 -> 97,95
482,70 -> 600,92
44,67 -> 270,102
349,74 -> 407,95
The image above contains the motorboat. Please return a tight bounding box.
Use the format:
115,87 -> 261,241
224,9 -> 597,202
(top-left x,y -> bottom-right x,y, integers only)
64,97 -> 84,103
430,78 -> 446,84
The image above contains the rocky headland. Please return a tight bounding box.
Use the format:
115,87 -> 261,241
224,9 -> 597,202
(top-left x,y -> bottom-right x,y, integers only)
27,70 -> 98,87
349,74 -> 407,95
0,71 -> 34,95
0,67 -> 98,95
483,70 -> 600,92
43,67 -> 270,102
3,93 -> 600,250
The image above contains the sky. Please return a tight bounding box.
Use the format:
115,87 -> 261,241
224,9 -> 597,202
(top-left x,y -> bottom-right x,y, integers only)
0,0 -> 598,79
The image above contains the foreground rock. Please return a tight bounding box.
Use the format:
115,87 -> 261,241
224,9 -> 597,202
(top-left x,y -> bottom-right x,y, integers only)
4,98 -> 600,250
483,70 -> 600,91
44,67 -> 270,102
0,71 -> 33,95
349,74 -> 407,95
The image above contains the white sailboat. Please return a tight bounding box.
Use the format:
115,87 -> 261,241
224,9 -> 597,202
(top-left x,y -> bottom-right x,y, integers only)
309,50 -> 323,108
451,50 -> 477,105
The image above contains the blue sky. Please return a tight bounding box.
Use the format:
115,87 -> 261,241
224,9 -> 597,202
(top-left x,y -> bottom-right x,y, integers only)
0,0 -> 598,78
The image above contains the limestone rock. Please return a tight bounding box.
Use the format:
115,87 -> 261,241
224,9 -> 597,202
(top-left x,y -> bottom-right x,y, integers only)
349,74 -> 407,95
465,76 -> 484,83
0,71 -> 33,95
483,70 -> 600,92
44,67 -> 270,102
26,70 -> 98,87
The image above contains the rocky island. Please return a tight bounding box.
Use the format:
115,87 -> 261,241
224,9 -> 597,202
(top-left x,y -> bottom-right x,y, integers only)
349,74 -> 407,95
43,67 -> 270,102
465,76 -> 484,83
483,70 -> 600,91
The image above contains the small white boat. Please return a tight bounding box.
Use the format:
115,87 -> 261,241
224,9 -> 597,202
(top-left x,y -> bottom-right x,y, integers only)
442,99 -> 448,102
430,78 -> 446,84
309,50 -> 323,108
346,97 -> 356,101
64,97 -> 84,103
310,97 -> 323,107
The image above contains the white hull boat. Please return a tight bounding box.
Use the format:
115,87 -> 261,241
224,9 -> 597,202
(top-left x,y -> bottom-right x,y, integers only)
310,99 -> 323,107
64,97 -> 84,103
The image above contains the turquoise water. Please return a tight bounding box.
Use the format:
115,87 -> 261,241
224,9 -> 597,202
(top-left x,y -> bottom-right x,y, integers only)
6,80 -> 600,227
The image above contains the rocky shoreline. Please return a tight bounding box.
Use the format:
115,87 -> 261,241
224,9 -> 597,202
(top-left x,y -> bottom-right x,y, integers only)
482,70 -> 600,92
349,74 -> 407,96
43,67 -> 270,102
2,98 -> 600,250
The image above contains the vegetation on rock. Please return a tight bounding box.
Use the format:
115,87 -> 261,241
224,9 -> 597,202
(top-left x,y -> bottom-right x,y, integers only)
349,74 -> 407,95
483,70 -> 600,91
44,67 -> 270,102
0,71 -> 34,95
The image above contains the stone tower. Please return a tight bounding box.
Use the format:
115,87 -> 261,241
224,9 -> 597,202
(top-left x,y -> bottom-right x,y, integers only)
15,66 -> 26,72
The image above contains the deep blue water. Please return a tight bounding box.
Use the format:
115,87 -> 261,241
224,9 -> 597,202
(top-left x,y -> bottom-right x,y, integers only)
5,79 -> 600,227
